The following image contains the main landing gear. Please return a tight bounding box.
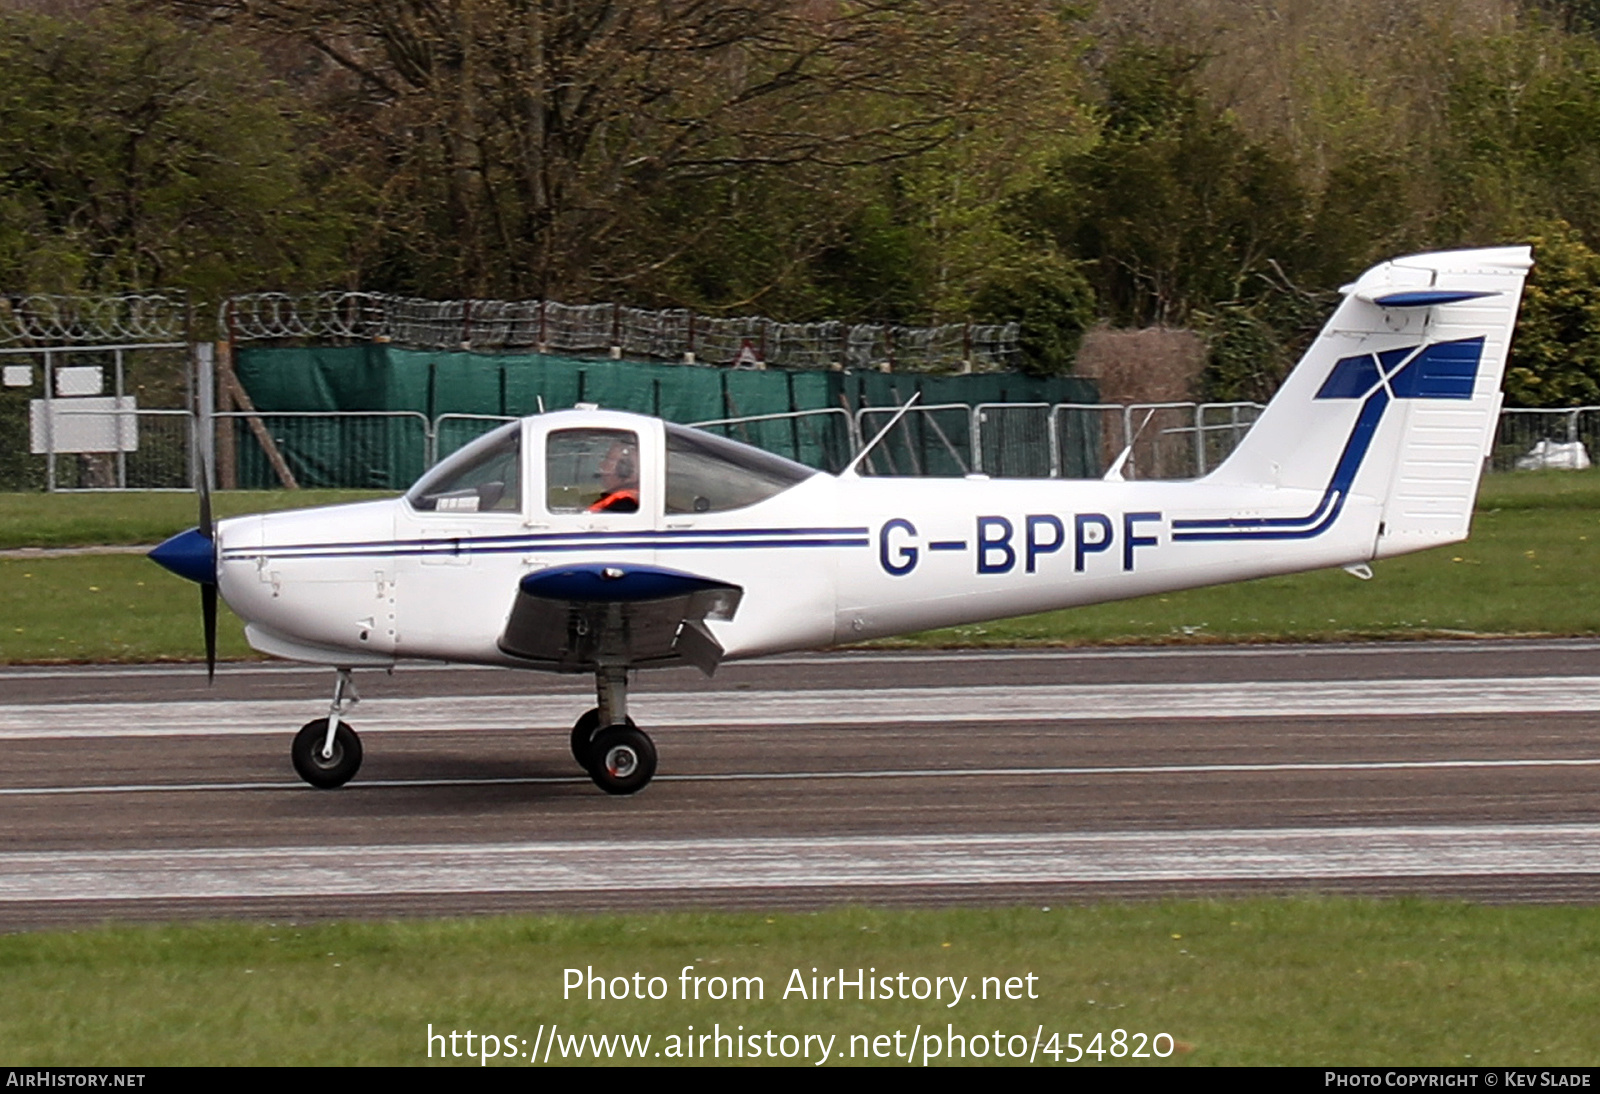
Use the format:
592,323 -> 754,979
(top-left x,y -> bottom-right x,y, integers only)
287,665 -> 659,795
570,665 -> 658,795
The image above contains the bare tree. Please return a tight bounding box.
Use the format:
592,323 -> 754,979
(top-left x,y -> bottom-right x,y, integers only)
156,1 -> 1063,299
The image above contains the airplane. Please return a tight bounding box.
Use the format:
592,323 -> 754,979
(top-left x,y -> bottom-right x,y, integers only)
149,246 -> 1532,795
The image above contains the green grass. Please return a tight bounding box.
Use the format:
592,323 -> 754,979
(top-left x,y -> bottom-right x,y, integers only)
0,555 -> 255,661
1,901 -> 1596,1066
0,489 -> 393,549
1,472 -> 1597,662
896,470 -> 1600,647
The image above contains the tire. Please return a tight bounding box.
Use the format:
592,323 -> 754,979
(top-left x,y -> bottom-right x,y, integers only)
587,724 -> 657,796
571,708 -> 637,771
292,718 -> 363,789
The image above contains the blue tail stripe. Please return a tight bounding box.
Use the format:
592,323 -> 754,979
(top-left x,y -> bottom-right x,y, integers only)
1172,387 -> 1389,542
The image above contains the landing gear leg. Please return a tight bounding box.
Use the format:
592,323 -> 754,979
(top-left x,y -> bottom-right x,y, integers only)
291,667 -> 364,789
578,664 -> 656,795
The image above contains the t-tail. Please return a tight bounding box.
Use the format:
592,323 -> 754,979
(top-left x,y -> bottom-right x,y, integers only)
1200,246 -> 1532,560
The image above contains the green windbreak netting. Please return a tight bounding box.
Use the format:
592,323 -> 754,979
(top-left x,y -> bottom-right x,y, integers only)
229,346 -> 1098,487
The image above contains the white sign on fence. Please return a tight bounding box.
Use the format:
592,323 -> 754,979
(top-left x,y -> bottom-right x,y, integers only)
54,366 -> 104,396
29,397 -> 139,454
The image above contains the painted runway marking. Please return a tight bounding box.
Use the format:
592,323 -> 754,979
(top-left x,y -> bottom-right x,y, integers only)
3,637 -> 1598,681
2,824 -> 1597,901
2,676 -> 1599,739
5,756 -> 1600,797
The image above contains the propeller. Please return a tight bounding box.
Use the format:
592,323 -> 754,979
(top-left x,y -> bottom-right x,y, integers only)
197,456 -> 217,681
148,454 -> 219,682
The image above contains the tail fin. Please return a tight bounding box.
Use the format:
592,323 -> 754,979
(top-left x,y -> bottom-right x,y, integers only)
1207,246 -> 1532,558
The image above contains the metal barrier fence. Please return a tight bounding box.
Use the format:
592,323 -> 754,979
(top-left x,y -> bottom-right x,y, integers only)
216,410 -> 432,491
433,413 -> 518,465
1490,407 -> 1600,471
688,408 -> 856,474
11,401 -> 1600,492
847,400 -> 1267,480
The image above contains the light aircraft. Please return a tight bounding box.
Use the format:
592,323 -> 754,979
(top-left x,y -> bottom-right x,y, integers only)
150,246 -> 1532,795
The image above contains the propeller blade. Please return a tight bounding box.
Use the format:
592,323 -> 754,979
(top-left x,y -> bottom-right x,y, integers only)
201,582 -> 217,683
199,451 -> 216,681
197,451 -> 214,541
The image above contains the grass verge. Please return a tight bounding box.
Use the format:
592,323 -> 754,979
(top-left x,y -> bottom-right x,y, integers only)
1,900 -> 1597,1066
0,489 -> 393,549
0,472 -> 1596,662
5,476 -> 1599,662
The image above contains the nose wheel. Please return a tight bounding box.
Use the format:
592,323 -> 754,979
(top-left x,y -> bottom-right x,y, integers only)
292,718 -> 363,788
291,668 -> 363,789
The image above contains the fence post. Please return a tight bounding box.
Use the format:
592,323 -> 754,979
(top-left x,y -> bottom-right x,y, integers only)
970,405 -> 983,475
43,349 -> 55,492
1047,405 -> 1060,478
195,342 -> 215,493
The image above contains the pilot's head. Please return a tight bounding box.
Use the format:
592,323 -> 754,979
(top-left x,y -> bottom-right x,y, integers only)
598,438 -> 638,493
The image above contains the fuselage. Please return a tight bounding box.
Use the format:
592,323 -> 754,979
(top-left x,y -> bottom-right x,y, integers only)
211,408 -> 1384,669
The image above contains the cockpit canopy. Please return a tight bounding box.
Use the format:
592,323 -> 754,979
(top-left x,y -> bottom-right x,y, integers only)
662,423 -> 814,514
405,415 -> 817,517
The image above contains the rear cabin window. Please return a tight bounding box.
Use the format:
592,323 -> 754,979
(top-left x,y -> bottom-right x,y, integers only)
406,422 -> 522,512
664,424 -> 815,514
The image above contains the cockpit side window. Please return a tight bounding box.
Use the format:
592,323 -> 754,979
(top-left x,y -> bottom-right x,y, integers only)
547,428 -> 641,514
664,424 -> 816,514
406,422 -> 522,513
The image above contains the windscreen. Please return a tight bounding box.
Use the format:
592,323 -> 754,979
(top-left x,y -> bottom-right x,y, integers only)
406,422 -> 522,512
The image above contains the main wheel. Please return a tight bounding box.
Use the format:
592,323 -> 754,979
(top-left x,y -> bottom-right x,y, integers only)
570,708 -> 637,771
587,724 -> 657,795
292,718 -> 363,789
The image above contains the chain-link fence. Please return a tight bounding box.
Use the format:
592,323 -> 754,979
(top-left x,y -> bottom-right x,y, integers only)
0,342 -> 194,491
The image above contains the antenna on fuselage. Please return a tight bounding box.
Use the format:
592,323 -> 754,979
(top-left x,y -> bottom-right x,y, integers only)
841,392 -> 922,477
1102,406 -> 1158,483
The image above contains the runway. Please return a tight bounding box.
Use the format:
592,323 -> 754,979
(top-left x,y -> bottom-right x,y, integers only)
2,639 -> 1599,925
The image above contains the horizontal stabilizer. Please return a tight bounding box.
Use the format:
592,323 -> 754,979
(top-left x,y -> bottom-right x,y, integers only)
498,563 -> 742,674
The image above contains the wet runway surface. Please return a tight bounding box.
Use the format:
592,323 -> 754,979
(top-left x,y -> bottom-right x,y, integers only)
2,640 -> 1598,925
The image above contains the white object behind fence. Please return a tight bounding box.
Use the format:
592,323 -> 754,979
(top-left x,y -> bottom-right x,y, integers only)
1515,440 -> 1592,470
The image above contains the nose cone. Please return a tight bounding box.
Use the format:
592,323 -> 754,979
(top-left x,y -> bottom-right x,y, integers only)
149,527 -> 217,585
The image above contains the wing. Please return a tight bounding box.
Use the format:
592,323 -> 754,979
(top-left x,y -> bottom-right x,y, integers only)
497,563 -> 743,675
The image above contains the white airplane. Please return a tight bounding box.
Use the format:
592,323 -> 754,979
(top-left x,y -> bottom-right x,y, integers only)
150,246 -> 1531,795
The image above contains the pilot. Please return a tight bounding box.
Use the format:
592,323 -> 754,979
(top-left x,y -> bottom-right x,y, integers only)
589,438 -> 640,513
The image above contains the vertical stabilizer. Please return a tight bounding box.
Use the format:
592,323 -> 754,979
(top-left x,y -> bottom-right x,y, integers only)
1206,246 -> 1531,559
